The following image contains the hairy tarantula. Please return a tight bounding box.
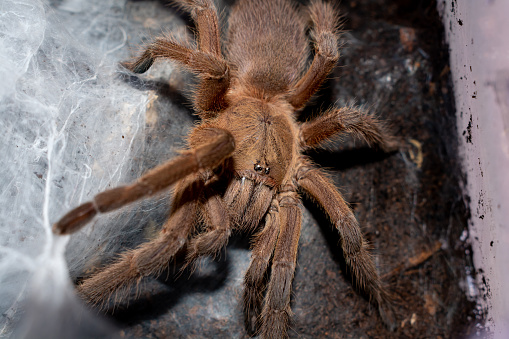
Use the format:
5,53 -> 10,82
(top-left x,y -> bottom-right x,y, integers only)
53,0 -> 398,337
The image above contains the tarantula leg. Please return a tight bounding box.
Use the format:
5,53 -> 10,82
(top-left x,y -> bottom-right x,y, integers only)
260,192 -> 301,339
78,176 -> 201,307
243,199 -> 280,335
288,0 -> 340,109
171,0 -> 230,112
174,0 -> 221,56
185,192 -> 231,264
123,0 -> 230,113
123,37 -> 228,79
300,106 -> 399,151
297,165 -> 397,331
53,127 -> 234,235
123,34 -> 231,113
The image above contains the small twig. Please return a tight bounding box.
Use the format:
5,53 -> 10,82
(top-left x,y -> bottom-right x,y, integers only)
383,241 -> 442,279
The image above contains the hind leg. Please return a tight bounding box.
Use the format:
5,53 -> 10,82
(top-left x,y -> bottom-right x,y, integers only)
300,106 -> 398,151
297,164 -> 396,330
124,0 -> 229,113
288,0 -> 340,109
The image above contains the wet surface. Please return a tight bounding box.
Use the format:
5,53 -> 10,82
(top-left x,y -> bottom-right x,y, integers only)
78,0 -> 485,337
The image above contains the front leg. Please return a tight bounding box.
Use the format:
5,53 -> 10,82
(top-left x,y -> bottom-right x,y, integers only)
297,165 -> 396,331
53,127 -> 234,235
260,191 -> 302,339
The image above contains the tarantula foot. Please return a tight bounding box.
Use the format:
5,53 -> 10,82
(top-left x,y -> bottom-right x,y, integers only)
384,135 -> 407,153
52,201 -> 98,235
380,136 -> 401,153
185,228 -> 231,263
122,51 -> 154,74
261,308 -> 291,339
245,315 -> 259,337
243,295 -> 262,336
378,295 -> 398,331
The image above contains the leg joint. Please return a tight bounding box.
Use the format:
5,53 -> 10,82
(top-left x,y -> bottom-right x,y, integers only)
316,31 -> 339,61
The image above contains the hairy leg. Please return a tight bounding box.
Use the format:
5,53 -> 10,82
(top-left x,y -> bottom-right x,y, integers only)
300,106 -> 398,151
260,191 -> 302,339
185,190 -> 231,263
288,0 -> 340,109
174,0 -> 221,56
77,176 -> 202,307
53,127 -> 234,235
243,199 -> 280,335
174,0 -> 230,112
296,164 -> 396,330
124,0 -> 229,112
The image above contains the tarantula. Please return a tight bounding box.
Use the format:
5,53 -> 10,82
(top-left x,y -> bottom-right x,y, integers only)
53,0 -> 397,337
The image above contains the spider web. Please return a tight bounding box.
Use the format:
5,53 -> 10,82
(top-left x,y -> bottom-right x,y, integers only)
0,0 -> 165,337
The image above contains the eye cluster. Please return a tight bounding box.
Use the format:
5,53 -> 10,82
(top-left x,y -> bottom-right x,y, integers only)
254,163 -> 270,175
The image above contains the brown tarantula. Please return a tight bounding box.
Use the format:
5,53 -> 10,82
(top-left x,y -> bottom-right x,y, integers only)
53,0 -> 397,337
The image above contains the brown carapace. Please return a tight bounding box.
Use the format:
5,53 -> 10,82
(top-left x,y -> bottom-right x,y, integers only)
53,0 -> 398,337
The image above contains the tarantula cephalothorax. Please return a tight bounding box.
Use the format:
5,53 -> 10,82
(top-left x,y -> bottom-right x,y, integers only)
53,0 -> 398,337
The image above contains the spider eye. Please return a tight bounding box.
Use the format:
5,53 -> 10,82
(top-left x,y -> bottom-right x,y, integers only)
265,167 -> 270,174
254,164 -> 263,172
